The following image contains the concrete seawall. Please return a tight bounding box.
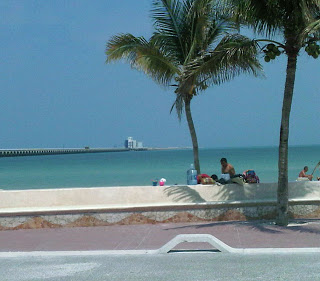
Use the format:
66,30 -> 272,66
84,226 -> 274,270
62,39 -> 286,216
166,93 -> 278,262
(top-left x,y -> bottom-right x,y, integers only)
0,181 -> 319,230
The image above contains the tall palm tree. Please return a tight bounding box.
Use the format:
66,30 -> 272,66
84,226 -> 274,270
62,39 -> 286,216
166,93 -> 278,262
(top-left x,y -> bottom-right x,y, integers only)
228,0 -> 320,225
106,0 -> 261,174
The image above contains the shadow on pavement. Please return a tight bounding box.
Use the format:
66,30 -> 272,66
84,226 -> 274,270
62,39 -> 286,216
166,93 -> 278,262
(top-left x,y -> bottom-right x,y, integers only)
164,219 -> 320,234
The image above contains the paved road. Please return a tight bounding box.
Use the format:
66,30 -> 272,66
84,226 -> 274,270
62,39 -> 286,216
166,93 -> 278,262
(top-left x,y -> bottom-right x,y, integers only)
1,252 -> 320,281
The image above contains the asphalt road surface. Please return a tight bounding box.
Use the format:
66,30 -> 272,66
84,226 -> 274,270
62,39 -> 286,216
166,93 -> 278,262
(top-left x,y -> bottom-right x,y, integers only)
1,252 -> 320,281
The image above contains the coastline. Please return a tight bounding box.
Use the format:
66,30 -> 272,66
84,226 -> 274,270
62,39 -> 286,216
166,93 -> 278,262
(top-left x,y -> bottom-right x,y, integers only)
0,146 -> 192,158
146,147 -> 192,151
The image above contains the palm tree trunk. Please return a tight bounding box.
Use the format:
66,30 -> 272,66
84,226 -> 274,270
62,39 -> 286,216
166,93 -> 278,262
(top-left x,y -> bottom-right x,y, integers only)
185,98 -> 201,174
276,52 -> 298,226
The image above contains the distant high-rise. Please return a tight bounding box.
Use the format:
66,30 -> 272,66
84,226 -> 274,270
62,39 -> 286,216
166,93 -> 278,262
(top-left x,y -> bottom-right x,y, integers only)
124,137 -> 143,149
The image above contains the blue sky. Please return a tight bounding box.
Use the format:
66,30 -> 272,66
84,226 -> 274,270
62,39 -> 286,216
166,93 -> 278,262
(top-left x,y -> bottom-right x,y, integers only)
1,0 -> 319,149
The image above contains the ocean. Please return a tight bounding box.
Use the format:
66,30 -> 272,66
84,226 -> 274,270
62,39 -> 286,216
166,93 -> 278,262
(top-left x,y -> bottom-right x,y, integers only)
0,145 -> 319,190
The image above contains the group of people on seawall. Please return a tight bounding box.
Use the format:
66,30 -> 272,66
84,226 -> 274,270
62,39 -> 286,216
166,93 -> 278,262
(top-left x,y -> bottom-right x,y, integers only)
193,158 -> 320,186
197,158 -> 260,186
298,165 -> 320,181
197,158 -> 320,185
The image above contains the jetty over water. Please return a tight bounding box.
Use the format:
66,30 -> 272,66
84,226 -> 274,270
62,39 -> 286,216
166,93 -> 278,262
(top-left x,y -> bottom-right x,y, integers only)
0,147 -> 148,157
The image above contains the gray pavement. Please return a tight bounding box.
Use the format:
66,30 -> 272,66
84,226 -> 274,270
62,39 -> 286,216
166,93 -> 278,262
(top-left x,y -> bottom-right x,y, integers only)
1,252 -> 320,281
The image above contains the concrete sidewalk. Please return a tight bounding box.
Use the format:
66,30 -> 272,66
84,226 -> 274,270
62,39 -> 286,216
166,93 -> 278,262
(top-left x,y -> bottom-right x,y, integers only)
0,219 -> 319,252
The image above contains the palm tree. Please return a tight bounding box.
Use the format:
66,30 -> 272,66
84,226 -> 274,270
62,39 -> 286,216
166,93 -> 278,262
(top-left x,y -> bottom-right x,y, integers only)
228,0 -> 320,225
106,0 -> 261,174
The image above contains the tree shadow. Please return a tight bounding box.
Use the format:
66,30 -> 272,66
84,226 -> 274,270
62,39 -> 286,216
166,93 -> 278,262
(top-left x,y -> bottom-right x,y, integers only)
214,184 -> 247,201
214,181 -> 318,201
164,182 -> 318,203
245,219 -> 320,235
164,185 -> 206,203
165,219 -> 320,235
164,183 -> 249,203
164,221 -> 246,230
163,221 -> 280,234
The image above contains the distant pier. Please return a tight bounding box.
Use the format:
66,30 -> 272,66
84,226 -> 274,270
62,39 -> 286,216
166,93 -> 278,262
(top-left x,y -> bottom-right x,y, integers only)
0,147 -> 145,157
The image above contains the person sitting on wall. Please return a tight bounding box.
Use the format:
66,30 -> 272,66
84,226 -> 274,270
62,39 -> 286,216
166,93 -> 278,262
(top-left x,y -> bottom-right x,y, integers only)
219,158 -> 245,185
220,158 -> 235,177
218,158 -> 235,184
298,166 -> 313,181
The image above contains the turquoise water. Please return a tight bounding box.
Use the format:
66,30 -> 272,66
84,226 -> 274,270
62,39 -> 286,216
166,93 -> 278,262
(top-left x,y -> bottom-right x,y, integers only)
0,145 -> 319,190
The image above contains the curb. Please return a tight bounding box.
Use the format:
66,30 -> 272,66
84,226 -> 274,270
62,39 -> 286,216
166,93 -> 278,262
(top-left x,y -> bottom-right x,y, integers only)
1,234 -> 320,257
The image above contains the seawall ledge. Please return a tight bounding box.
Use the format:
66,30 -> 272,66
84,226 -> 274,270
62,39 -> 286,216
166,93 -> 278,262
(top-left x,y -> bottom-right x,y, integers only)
0,182 -> 319,231
0,199 -> 319,218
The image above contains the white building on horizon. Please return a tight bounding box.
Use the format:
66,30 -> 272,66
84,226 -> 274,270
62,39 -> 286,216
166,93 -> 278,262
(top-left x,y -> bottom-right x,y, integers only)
125,137 -> 143,149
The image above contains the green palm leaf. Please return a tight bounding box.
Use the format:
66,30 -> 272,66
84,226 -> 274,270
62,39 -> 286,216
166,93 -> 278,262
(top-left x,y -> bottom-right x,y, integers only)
152,0 -> 188,60
106,33 -> 179,86
192,34 -> 262,88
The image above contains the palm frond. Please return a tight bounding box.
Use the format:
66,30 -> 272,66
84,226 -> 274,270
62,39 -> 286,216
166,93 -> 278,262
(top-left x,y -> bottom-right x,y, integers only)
106,33 -> 179,86
136,47 -> 180,86
187,34 -> 263,90
206,12 -> 237,46
106,33 -> 148,64
171,91 -> 185,120
183,0 -> 237,63
152,0 -> 187,60
150,32 -> 184,64
228,0 -> 286,37
152,0 -> 183,35
183,0 -> 213,62
228,0 -> 320,39
302,19 -> 320,39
